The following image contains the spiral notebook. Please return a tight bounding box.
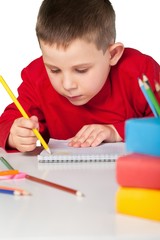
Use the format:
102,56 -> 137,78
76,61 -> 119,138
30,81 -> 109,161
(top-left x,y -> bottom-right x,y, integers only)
37,138 -> 126,163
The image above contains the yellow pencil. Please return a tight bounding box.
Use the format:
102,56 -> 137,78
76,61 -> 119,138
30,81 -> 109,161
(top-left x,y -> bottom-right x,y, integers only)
0,75 -> 51,154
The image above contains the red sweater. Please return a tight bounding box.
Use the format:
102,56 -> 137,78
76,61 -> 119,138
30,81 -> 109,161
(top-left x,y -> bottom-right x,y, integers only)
0,48 -> 159,149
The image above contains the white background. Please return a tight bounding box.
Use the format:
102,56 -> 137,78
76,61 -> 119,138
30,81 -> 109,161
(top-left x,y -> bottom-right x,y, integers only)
0,0 -> 160,114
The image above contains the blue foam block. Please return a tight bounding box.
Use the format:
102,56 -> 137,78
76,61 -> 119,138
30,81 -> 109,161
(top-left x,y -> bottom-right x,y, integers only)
125,117 -> 160,156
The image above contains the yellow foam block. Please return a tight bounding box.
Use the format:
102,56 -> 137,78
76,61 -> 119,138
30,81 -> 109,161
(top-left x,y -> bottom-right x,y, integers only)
116,187 -> 160,221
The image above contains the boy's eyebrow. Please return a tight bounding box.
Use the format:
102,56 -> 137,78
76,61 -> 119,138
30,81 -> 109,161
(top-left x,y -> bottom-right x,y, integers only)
72,63 -> 92,68
44,63 -> 57,68
44,62 -> 92,68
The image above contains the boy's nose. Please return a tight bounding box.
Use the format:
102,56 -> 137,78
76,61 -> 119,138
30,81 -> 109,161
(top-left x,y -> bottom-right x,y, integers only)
62,75 -> 77,90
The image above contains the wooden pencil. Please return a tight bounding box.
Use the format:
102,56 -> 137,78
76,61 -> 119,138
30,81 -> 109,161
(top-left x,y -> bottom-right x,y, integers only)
138,78 -> 158,117
143,81 -> 160,116
0,169 -> 19,176
142,74 -> 150,87
25,174 -> 85,197
0,185 -> 31,196
0,75 -> 51,154
0,156 -> 14,170
0,157 -> 84,197
155,81 -> 160,96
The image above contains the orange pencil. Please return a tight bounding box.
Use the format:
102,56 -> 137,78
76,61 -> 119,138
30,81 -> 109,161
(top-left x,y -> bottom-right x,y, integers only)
0,169 -> 19,176
0,157 -> 85,197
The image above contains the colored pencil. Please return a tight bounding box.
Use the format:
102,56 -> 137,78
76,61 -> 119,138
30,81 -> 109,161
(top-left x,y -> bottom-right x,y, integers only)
0,186 -> 31,196
0,169 -> 19,176
0,75 -> 51,154
0,157 -> 84,197
155,81 -> 160,96
0,156 -> 14,170
138,78 -> 158,117
25,174 -> 85,197
143,81 -> 160,116
142,74 -> 150,87
0,172 -> 26,180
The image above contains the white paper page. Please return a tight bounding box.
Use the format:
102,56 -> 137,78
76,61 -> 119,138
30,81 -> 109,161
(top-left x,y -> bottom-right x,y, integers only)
38,139 -> 126,162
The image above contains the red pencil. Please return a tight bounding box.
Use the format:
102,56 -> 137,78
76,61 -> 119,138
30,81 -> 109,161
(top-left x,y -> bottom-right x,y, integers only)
25,174 -> 85,197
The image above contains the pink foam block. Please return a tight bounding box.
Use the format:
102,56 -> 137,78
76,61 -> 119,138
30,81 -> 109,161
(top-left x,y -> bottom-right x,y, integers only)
116,153 -> 160,189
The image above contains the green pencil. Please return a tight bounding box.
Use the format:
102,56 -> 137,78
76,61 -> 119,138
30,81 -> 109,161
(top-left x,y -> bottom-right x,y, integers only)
0,157 -> 14,170
143,82 -> 160,116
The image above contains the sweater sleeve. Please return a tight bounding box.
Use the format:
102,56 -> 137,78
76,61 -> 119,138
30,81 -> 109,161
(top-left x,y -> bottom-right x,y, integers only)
0,102 -> 22,149
0,117 -> 16,149
112,122 -> 125,141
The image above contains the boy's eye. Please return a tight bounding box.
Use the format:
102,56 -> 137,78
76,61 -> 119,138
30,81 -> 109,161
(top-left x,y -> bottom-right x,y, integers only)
49,68 -> 88,74
50,69 -> 60,73
76,69 -> 88,73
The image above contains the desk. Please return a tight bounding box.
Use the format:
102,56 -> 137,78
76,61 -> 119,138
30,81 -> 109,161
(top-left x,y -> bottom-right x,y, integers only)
0,148 -> 160,240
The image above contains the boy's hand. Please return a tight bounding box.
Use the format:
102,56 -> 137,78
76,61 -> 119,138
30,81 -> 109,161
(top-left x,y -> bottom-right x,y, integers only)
68,124 -> 122,148
7,116 -> 39,152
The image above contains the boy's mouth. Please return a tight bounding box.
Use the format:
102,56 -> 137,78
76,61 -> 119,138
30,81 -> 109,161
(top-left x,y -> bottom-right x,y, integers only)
66,95 -> 83,100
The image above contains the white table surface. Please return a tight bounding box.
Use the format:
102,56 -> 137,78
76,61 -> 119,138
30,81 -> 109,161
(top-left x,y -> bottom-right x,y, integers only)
0,147 -> 160,240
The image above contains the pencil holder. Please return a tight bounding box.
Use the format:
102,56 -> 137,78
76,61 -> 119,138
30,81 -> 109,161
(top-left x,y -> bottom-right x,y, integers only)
125,117 -> 160,156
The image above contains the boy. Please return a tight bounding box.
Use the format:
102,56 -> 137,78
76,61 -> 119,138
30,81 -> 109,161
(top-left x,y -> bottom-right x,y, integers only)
0,0 -> 159,152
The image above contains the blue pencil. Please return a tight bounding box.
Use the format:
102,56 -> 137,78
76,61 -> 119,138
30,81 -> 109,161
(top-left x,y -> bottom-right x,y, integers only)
0,189 -> 22,196
0,186 -> 31,196
138,78 -> 158,117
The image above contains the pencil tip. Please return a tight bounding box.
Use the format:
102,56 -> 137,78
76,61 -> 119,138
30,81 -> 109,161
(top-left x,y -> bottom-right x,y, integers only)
76,191 -> 85,197
138,78 -> 143,86
14,191 -> 32,196
155,82 -> 160,92
46,148 -> 52,154
142,74 -> 147,80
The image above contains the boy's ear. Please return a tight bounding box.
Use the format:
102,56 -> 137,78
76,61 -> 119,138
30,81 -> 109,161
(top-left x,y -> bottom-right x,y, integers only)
108,42 -> 124,66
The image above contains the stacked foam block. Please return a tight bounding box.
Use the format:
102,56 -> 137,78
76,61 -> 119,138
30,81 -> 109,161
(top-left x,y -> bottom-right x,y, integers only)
116,117 -> 160,221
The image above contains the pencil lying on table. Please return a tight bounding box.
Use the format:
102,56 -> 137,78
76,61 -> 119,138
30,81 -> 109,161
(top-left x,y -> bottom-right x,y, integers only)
0,75 -> 51,154
25,174 -> 85,197
0,185 -> 31,196
0,169 -> 19,176
0,157 -> 14,170
1,157 -> 85,197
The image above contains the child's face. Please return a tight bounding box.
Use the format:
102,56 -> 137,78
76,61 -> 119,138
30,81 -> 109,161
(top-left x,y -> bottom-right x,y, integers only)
40,39 -> 112,106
